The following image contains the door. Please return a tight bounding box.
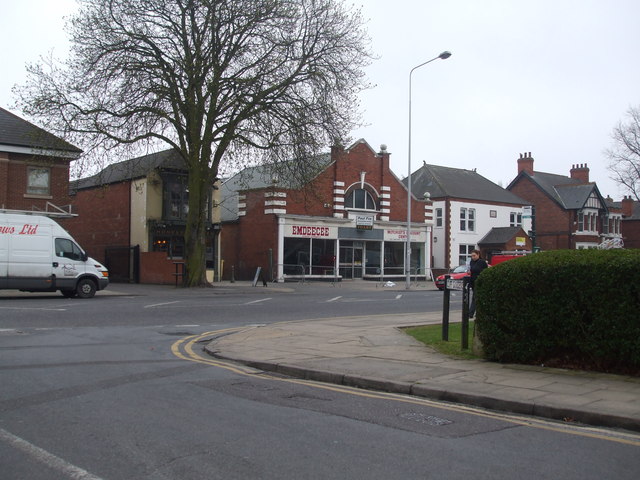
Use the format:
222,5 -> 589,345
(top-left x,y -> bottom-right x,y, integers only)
53,237 -> 87,290
339,245 -> 363,279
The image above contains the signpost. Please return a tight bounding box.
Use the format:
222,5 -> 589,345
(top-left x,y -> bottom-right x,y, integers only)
442,274 -> 471,349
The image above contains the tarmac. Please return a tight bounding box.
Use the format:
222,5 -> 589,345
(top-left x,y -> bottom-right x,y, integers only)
201,280 -> 640,433
3,280 -> 640,432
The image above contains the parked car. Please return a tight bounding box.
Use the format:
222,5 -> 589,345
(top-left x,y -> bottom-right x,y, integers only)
434,265 -> 469,290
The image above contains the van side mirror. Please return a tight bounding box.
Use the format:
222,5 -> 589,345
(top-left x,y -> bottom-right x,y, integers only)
82,252 -> 89,262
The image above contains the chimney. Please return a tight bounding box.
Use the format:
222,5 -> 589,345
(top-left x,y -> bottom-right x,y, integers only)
378,144 -> 390,171
517,152 -> 534,175
570,163 -> 590,183
331,144 -> 345,161
622,195 -> 634,217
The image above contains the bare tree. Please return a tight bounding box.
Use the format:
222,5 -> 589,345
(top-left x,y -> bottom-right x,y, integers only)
15,0 -> 372,286
607,106 -> 640,201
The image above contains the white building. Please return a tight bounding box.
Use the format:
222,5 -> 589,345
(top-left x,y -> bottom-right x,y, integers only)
406,163 -> 531,269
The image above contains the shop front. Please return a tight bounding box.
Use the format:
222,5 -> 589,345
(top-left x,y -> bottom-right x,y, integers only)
276,216 -> 428,282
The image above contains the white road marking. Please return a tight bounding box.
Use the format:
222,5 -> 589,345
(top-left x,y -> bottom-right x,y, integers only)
0,306 -> 67,311
395,294 -> 402,300
327,296 -> 342,302
245,298 -> 272,305
144,301 -> 181,308
0,428 -> 104,480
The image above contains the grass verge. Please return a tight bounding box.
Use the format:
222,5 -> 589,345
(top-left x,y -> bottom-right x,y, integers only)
404,321 -> 481,360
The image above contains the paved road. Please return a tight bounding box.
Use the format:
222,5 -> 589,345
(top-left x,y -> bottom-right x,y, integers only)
1,282 -> 638,479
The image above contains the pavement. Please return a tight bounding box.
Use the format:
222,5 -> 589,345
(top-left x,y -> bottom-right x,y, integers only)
202,280 -> 640,433
3,280 -> 640,432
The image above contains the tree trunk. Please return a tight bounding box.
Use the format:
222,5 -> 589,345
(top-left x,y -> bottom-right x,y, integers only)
184,165 -> 209,287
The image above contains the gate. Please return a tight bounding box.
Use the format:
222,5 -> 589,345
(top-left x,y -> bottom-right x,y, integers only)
104,245 -> 140,283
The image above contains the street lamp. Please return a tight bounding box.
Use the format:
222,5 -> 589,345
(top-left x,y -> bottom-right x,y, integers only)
406,51 -> 451,290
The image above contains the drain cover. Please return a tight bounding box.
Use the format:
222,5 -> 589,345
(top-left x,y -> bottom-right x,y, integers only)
400,412 -> 452,426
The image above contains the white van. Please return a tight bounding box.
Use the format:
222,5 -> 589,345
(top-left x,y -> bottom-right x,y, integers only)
0,212 -> 109,298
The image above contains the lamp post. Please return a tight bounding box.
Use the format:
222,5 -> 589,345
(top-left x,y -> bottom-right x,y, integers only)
406,51 -> 451,290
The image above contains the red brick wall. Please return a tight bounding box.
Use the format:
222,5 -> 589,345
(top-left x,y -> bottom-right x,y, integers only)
220,221 -> 240,280
1,152 -> 72,211
232,190 -> 279,280
139,251 -> 182,284
62,181 -> 131,264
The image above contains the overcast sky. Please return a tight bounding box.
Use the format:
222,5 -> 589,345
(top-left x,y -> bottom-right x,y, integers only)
2,0 -> 640,200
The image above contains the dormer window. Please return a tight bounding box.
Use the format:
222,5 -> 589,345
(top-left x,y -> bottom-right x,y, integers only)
345,188 -> 377,211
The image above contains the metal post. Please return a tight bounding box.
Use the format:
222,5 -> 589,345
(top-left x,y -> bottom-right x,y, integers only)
442,275 -> 450,341
461,276 -> 470,350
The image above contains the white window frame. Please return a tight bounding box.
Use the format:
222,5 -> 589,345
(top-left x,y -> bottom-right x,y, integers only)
27,166 -> 51,196
460,207 -> 475,232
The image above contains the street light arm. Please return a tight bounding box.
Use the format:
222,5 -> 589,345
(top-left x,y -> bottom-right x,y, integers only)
409,51 -> 452,77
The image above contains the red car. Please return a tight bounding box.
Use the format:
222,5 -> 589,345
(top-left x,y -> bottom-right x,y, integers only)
435,265 -> 469,290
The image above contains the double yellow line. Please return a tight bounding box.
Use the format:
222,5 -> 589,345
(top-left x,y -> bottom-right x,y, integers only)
173,329 -> 640,447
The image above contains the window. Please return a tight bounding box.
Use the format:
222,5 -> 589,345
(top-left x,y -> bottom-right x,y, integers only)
468,208 -> 475,231
459,244 -> 474,266
345,188 -> 377,210
152,235 -> 185,258
435,208 -> 443,227
163,174 -> 189,220
602,216 -> 609,234
55,238 -> 84,261
510,212 -> 522,226
460,207 -> 475,232
577,212 -> 584,232
27,166 -> 50,195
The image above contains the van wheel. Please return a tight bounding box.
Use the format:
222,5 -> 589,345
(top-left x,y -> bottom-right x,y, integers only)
61,290 -> 77,298
76,279 -> 97,299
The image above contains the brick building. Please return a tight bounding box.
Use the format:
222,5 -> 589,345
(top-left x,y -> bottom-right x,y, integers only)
507,153 -> 622,250
219,139 -> 433,282
609,195 -> 640,249
68,149 -> 221,284
0,106 -> 81,215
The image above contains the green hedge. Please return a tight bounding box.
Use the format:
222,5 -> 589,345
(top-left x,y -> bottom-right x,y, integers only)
475,249 -> 640,373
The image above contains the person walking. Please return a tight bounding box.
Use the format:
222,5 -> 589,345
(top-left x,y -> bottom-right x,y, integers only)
468,249 -> 489,318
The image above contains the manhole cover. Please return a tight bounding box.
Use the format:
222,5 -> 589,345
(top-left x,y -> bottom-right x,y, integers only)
400,412 -> 452,426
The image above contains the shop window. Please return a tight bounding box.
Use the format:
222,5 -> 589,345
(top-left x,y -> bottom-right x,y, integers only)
152,235 -> 185,258
283,238 -> 310,274
27,166 -> 50,196
345,188 -> 377,211
364,242 -> 381,275
311,239 -> 336,274
384,242 -> 404,276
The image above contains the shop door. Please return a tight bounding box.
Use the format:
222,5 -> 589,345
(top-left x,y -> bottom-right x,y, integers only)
339,246 -> 363,279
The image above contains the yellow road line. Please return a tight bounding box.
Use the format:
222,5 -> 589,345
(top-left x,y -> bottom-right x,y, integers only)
172,329 -> 640,447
